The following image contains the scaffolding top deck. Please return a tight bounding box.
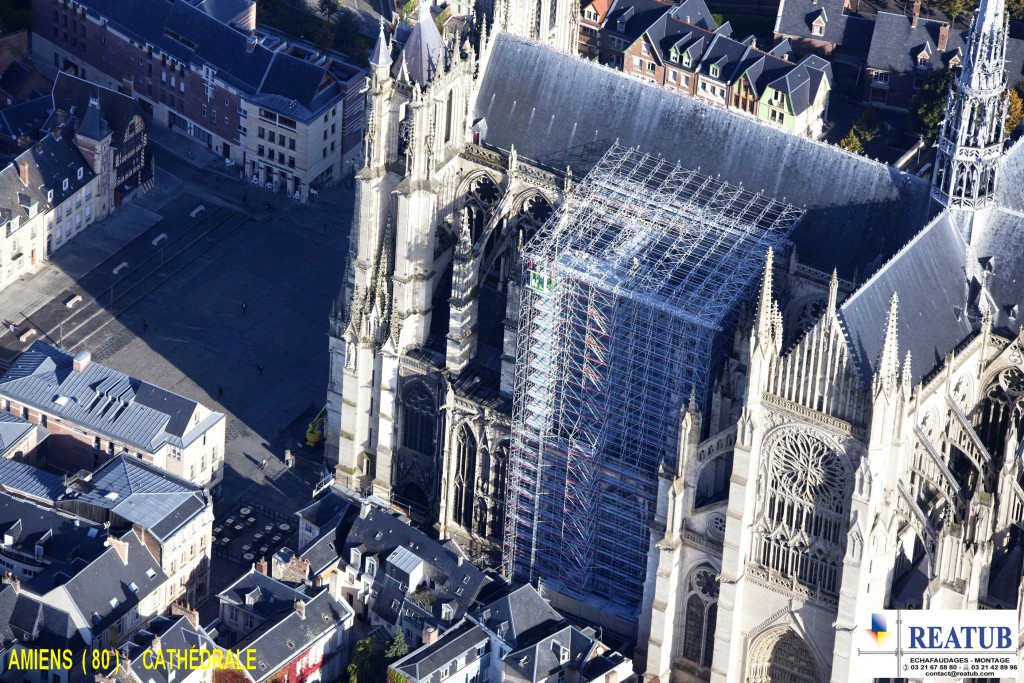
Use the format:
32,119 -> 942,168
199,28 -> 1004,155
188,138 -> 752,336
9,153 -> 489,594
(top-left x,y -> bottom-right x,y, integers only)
524,144 -> 804,327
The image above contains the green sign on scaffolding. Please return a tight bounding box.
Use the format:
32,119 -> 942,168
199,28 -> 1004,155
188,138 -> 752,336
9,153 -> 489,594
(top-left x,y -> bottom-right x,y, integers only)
528,268 -> 557,294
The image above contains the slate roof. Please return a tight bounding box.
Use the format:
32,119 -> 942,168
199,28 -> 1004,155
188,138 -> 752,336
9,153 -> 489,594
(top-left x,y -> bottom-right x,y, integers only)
0,131 -> 94,229
59,455 -> 208,542
505,624 -> 594,682
392,1 -> 448,86
218,568 -> 309,620
774,0 -> 875,52
391,620 -> 488,680
0,457 -> 63,504
966,209 -> 1024,337
48,73 -> 143,146
299,492 -> 491,629
838,212 -> 972,386
0,584 -> 82,650
0,491 -> 109,592
604,0 -> 674,38
866,12 -> 965,72
0,342 -> 223,454
70,0 -> 347,122
667,0 -> 716,29
122,615 -> 215,683
0,411 -> 34,459
469,584 -> 563,649
475,34 -> 934,280
296,493 -> 350,528
0,96 -> 51,142
234,585 -> 352,682
767,54 -> 832,115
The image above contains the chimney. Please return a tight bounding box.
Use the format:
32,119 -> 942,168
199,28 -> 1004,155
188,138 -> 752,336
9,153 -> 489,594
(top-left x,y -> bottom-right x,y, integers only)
52,125 -> 61,141
256,556 -> 269,575
170,601 -> 200,628
294,599 -> 306,620
246,31 -> 257,53
73,350 -> 92,372
938,22 -> 949,50
2,573 -> 20,594
152,634 -> 161,652
107,535 -> 129,565
359,500 -> 371,519
56,109 -> 66,125
18,160 -> 28,185
911,0 -> 921,27
422,626 -> 439,645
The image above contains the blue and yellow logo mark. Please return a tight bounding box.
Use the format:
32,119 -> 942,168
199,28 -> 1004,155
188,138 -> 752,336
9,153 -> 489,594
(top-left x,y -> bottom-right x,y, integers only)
868,613 -> 890,646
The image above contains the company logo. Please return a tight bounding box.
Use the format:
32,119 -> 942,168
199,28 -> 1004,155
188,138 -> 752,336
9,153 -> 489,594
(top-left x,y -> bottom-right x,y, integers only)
867,612 -> 890,646
855,609 -> 1018,680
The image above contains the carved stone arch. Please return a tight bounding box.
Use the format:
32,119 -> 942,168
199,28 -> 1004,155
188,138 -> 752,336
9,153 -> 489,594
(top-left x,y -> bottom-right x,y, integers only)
745,627 -> 823,683
456,170 -> 503,242
886,522 -> 930,609
400,379 -> 440,458
753,425 -> 854,597
694,450 -> 733,510
513,189 -> 554,246
453,421 -> 478,531
673,561 -> 722,671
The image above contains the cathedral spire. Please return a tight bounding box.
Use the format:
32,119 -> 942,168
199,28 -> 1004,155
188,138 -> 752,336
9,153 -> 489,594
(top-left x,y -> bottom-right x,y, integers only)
369,19 -> 392,73
931,0 -> 1008,211
754,248 -> 775,340
874,292 -> 901,395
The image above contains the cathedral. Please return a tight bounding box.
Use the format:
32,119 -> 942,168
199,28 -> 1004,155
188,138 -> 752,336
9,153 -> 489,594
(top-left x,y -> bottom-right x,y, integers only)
324,0 -> 1024,677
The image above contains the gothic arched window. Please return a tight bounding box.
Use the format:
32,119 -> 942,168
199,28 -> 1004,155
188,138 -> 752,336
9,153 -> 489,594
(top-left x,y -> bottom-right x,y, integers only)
402,382 -> 437,456
755,428 -> 850,596
454,424 -> 477,529
746,629 -> 820,683
681,565 -> 719,669
444,89 -> 454,143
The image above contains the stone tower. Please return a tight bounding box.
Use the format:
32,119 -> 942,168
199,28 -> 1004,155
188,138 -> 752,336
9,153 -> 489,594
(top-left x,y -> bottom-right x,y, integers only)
72,96 -> 114,220
932,0 -> 1008,212
325,3 -> 479,502
493,0 -> 580,54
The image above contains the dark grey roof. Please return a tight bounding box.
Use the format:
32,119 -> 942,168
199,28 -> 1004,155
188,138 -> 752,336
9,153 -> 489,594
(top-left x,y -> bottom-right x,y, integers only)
697,32 -> 752,83
296,493 -> 350,528
469,584 -> 564,650
72,0 -> 349,122
235,586 -> 352,682
767,53 -> 832,115
0,132 -> 94,226
604,0 -> 673,38
49,73 -> 142,144
667,0 -> 716,29
0,342 -> 222,453
866,12 -> 966,73
0,411 -> 34,459
393,2 -> 448,86
59,455 -> 208,542
0,96 -> 51,141
218,568 -> 308,620
0,491 -> 109,592
0,584 -> 82,650
505,624 -> 594,682
58,529 -> 167,634
775,0 -> 871,50
475,34 -> 934,280
0,457 -> 63,503
968,209 -> 1024,337
838,213 -> 972,386
392,621 -> 488,680
123,615 -> 215,683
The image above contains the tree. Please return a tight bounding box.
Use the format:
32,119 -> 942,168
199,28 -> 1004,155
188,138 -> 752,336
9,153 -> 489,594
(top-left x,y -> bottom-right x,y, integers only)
347,637 -> 385,683
911,68 -> 956,140
933,0 -> 973,25
317,0 -> 340,21
853,105 -> 880,142
1005,85 -> 1024,137
314,22 -> 336,52
1009,0 -> 1024,20
385,629 -> 409,660
839,129 -> 865,154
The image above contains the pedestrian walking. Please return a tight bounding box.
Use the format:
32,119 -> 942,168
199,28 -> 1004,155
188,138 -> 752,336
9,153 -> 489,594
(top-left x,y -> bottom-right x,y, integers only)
257,364 -> 264,375
143,320 -> 149,332
242,301 -> 248,314
242,193 -> 248,207
217,386 -> 224,398
261,458 -> 268,471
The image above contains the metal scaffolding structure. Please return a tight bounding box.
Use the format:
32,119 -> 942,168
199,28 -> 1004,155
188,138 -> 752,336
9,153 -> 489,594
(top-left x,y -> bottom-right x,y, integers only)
503,143 -> 804,618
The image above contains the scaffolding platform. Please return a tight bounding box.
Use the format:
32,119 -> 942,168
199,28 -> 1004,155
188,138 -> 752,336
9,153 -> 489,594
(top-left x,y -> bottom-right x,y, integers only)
504,143 -> 803,618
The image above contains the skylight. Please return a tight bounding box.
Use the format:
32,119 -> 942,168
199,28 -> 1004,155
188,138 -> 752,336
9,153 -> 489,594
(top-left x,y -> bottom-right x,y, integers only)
146,568 -> 157,579
109,597 -> 119,608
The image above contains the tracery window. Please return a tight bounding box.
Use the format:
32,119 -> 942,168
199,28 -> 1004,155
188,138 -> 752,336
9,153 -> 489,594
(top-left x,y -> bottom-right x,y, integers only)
681,565 -> 719,668
695,453 -> 732,509
454,424 -> 477,529
402,382 -> 437,456
746,629 -> 820,683
753,428 -> 849,596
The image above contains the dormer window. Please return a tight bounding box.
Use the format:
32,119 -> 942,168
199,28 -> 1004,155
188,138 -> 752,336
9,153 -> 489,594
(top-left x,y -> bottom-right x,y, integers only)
710,64 -> 720,78
366,557 -> 377,577
47,189 -> 53,203
812,22 -> 824,36
62,178 -> 68,192
351,547 -> 362,569
77,167 -> 83,180
682,52 -> 692,67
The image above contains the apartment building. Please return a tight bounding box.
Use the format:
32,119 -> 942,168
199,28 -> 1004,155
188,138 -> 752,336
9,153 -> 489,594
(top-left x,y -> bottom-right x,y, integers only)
0,342 -> 226,491
31,0 -> 365,200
